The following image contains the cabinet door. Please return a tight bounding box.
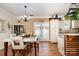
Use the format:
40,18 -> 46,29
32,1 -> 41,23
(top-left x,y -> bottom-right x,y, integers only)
72,20 -> 79,28
50,20 -> 59,43
58,36 -> 64,55
52,33 -> 58,42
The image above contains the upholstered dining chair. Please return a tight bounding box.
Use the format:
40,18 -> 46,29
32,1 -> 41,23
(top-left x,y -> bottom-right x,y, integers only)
11,36 -> 28,56
10,34 -> 16,39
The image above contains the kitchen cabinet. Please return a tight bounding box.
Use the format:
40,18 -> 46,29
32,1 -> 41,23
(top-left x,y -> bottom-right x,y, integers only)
58,34 -> 64,55
50,19 -> 59,43
65,34 -> 79,56
58,34 -> 79,56
72,20 -> 79,28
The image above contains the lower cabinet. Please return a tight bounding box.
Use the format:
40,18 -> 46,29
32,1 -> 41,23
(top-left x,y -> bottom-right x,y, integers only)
58,35 -> 64,55
65,35 -> 79,56
58,34 -> 79,56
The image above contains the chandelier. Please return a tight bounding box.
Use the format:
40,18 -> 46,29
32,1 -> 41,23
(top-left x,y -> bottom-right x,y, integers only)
17,5 -> 30,22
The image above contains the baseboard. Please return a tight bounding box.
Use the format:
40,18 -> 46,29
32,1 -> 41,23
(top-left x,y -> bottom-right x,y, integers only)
39,41 -> 50,42
49,42 -> 58,44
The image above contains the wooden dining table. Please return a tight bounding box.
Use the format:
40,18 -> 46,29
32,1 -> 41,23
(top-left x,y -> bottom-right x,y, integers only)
4,36 -> 38,56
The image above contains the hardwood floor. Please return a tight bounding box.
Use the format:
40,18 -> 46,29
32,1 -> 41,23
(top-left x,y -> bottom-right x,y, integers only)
39,42 -> 61,56
0,41 -> 62,56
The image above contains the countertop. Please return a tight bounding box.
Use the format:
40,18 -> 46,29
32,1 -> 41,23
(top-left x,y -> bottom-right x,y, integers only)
65,33 -> 79,36
59,32 -> 79,38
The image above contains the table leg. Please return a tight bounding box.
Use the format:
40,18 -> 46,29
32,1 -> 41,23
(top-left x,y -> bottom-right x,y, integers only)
34,42 -> 37,56
4,42 -> 8,56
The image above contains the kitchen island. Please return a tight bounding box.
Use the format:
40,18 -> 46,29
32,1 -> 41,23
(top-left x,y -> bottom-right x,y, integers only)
58,33 -> 79,56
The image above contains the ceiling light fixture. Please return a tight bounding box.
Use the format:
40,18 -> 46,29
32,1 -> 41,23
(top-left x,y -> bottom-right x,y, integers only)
24,5 -> 27,22
17,5 -> 31,22
65,3 -> 78,16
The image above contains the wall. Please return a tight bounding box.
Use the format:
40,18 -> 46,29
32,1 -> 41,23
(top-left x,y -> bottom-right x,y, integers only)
0,8 -> 16,50
25,18 -> 49,34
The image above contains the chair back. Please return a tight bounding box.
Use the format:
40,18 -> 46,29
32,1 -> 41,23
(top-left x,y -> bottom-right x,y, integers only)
11,36 -> 24,49
10,34 -> 16,39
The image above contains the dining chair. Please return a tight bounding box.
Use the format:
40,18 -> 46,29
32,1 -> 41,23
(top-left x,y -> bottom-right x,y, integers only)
35,37 -> 39,51
10,34 -> 16,38
11,36 -> 28,56
30,37 -> 39,52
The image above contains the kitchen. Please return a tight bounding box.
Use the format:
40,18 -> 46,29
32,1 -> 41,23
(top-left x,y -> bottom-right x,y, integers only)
0,3 -> 79,56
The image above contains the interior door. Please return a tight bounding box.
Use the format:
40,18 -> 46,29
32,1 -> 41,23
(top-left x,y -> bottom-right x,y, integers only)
34,22 -> 49,41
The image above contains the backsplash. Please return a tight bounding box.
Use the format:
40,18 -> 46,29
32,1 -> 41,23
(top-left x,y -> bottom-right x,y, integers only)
59,28 -> 79,33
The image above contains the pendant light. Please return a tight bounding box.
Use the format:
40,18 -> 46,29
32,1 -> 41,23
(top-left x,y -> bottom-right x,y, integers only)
66,3 -> 78,16
24,5 -> 27,22
17,5 -> 29,22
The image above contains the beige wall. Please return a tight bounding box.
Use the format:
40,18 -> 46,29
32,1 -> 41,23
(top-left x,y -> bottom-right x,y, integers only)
0,8 -> 16,50
25,18 -> 49,34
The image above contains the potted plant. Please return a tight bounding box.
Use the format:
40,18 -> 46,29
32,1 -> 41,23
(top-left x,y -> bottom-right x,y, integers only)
64,8 -> 79,29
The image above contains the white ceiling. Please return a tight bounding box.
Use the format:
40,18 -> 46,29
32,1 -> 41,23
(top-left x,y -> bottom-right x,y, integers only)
0,3 -> 79,18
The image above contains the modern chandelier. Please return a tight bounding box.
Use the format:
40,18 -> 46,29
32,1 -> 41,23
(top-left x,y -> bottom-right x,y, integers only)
17,5 -> 30,22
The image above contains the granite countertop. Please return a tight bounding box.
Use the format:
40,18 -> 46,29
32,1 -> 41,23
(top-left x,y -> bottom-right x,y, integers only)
59,32 -> 79,38
65,33 -> 79,36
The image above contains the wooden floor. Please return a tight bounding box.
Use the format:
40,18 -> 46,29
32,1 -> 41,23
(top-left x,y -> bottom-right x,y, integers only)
0,42 -> 62,56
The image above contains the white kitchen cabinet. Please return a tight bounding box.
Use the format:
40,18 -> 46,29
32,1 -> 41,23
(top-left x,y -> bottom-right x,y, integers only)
64,20 -> 70,30
59,20 -> 70,31
58,35 -> 64,55
72,20 -> 79,28
50,19 -> 59,43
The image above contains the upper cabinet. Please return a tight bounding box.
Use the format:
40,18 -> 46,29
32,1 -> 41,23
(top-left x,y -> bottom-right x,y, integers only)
59,20 -> 70,31
72,20 -> 79,28
64,20 -> 70,30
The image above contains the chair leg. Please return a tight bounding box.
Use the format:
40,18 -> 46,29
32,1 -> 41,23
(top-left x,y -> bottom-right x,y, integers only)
27,45 -> 29,53
22,50 -> 25,56
36,43 -> 39,51
23,50 -> 26,56
37,44 -> 39,52
18,50 -> 21,56
34,42 -> 37,56
19,50 -> 23,56
12,50 -> 15,56
20,50 -> 25,56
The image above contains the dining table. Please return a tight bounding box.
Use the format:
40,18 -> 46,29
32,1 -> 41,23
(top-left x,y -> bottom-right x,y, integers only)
4,36 -> 38,56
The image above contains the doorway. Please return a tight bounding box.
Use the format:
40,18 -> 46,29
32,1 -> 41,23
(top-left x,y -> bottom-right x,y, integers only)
34,22 -> 49,41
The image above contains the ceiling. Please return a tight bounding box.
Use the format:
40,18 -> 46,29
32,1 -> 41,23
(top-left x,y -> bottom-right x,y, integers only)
0,3 -> 79,19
